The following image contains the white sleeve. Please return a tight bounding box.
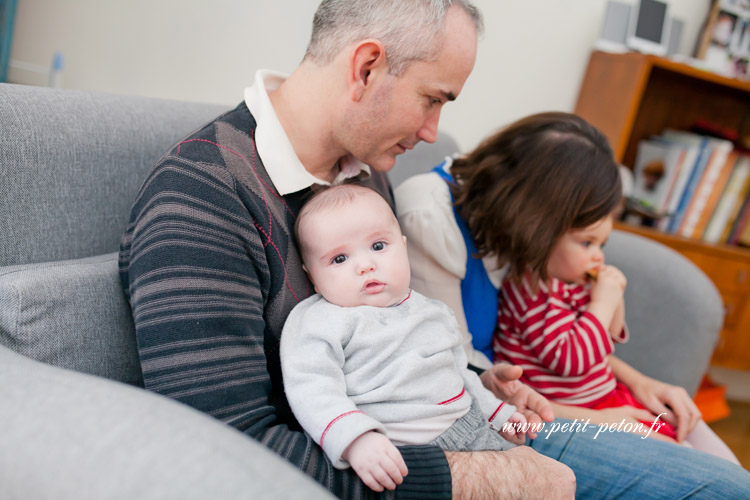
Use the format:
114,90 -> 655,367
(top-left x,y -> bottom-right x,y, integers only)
280,300 -> 385,468
395,173 -> 493,370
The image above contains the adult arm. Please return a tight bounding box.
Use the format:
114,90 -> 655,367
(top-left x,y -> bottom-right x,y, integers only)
447,447 -> 576,500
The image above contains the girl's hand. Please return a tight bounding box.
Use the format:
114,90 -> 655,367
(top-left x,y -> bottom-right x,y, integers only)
342,431 -> 408,492
590,265 -> 626,306
587,266 -> 627,329
626,375 -> 701,442
589,407 -> 677,443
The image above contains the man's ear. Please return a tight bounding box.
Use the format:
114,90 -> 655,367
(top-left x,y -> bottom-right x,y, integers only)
348,39 -> 387,102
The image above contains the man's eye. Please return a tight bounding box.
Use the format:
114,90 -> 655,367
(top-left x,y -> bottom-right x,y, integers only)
332,255 -> 347,264
372,242 -> 385,251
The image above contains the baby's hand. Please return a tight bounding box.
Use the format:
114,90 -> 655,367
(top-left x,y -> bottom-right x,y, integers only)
590,265 -> 626,305
498,411 -> 529,445
342,431 -> 408,492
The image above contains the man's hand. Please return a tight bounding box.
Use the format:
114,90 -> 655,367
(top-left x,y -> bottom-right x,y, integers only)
480,363 -> 554,438
342,431 -> 408,492
446,446 -> 575,500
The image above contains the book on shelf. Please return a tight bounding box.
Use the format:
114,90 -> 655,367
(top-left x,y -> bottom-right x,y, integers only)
727,192 -> 750,245
703,155 -> 750,244
626,128 -> 750,249
737,203 -> 750,247
678,138 -> 735,238
719,177 -> 750,243
630,139 -> 688,217
653,142 -> 701,232
690,151 -> 740,239
658,130 -> 734,235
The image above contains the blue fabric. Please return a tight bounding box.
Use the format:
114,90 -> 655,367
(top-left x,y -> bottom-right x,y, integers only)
529,418 -> 750,498
431,164 -> 498,362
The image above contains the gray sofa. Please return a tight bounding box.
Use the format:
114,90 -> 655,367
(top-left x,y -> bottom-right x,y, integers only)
0,83 -> 724,497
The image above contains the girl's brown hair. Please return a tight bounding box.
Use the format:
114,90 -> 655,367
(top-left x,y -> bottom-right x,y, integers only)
449,111 -> 621,283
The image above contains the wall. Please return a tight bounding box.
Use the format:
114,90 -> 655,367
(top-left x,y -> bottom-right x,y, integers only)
8,0 -> 711,152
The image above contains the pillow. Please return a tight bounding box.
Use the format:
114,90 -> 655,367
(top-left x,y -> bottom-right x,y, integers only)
0,252 -> 143,386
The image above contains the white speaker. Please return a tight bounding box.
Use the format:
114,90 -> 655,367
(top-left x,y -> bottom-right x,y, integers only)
595,1 -> 632,52
666,17 -> 684,56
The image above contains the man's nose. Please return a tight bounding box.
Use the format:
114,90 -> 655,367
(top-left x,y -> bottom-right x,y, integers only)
417,109 -> 440,144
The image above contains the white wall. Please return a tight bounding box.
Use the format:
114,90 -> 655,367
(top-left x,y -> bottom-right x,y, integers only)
9,0 -> 711,152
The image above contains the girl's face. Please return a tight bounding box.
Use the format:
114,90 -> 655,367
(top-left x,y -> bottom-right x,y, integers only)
547,215 -> 613,285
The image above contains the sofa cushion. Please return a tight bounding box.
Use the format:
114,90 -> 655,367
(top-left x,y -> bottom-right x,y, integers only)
0,252 -> 143,386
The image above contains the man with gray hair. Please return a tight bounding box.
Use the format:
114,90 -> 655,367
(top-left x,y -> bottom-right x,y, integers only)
120,1 -> 750,499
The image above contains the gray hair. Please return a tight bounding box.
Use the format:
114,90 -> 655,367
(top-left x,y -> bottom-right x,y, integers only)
304,0 -> 483,76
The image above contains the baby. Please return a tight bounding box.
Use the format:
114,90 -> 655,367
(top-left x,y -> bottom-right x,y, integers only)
280,184 -> 527,492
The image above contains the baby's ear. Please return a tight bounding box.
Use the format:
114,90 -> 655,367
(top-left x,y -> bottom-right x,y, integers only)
402,235 -> 407,245
302,264 -> 319,292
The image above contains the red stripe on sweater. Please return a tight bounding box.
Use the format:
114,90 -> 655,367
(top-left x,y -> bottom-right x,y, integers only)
395,289 -> 412,306
320,411 -> 364,448
437,388 -> 465,405
488,401 -> 506,422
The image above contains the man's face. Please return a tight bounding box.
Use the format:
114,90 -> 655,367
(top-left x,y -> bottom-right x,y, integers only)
300,193 -> 411,308
341,7 -> 478,172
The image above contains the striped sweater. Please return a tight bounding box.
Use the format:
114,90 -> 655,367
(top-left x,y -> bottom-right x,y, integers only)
493,274 -> 626,407
119,102 -> 451,499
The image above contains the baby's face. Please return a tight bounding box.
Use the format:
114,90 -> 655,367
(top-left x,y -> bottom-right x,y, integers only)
301,193 -> 411,308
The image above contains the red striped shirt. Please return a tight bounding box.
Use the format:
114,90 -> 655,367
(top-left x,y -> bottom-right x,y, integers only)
493,274 -> 617,407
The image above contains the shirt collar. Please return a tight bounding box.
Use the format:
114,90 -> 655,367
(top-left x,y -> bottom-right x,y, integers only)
243,69 -> 370,196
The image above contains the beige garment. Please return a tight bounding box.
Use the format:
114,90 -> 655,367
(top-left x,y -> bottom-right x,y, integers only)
395,162 -> 506,370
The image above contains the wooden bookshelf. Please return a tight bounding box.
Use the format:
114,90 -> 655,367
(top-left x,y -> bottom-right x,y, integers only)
575,51 -> 750,168
575,51 -> 750,370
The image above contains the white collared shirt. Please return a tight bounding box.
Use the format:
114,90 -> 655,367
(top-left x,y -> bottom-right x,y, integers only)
243,70 -> 370,196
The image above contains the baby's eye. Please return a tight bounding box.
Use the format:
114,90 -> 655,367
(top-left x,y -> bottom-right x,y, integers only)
372,241 -> 386,251
581,241 -> 591,248
332,255 -> 347,264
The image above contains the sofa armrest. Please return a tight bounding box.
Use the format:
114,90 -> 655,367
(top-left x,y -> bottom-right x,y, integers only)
604,230 -> 722,396
0,345 -> 334,500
